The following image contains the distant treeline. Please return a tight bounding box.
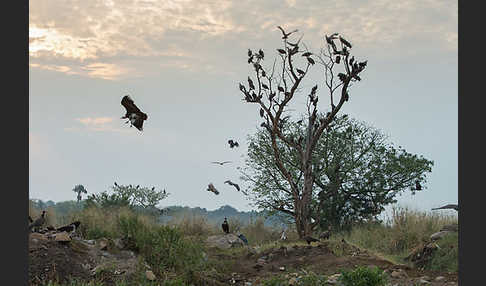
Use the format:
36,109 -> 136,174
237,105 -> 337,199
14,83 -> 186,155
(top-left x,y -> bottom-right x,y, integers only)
29,199 -> 288,228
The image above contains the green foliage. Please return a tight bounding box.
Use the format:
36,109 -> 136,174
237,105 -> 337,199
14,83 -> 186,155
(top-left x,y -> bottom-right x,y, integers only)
85,183 -> 168,212
116,213 -> 205,282
427,232 -> 458,272
339,266 -> 388,286
261,275 -> 288,286
242,114 -> 434,230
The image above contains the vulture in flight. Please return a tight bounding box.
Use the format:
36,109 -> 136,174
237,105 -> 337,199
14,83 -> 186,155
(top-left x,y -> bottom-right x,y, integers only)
222,217 -> 230,234
224,180 -> 240,192
121,95 -> 148,131
432,204 -> 458,211
228,140 -> 239,148
277,26 -> 298,39
207,183 -> 220,195
211,161 -> 232,166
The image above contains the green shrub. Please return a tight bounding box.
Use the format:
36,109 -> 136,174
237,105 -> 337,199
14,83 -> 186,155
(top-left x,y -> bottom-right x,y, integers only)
339,266 -> 388,286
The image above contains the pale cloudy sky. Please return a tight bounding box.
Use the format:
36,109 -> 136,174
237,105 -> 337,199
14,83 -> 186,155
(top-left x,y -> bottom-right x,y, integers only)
29,0 -> 458,214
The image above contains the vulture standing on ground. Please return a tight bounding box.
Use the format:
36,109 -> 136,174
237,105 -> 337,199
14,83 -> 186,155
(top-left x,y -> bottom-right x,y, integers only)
432,204 -> 459,211
29,211 -> 46,231
238,233 -> 249,245
319,226 -> 332,240
304,235 -> 320,245
120,95 -> 148,131
222,217 -> 230,234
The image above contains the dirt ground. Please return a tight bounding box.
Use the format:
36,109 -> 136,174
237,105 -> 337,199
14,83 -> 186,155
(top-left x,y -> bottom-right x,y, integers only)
28,233 -> 458,286
205,240 -> 458,286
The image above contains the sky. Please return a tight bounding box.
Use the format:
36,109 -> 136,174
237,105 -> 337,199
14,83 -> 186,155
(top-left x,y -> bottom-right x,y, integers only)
29,0 -> 458,215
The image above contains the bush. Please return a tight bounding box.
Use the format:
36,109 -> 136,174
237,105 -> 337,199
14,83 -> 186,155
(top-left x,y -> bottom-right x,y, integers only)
427,232 -> 458,272
339,266 -> 388,286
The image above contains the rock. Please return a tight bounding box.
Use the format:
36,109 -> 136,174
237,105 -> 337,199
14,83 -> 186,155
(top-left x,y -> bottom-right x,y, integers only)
279,266 -> 286,271
430,231 -> 452,241
97,238 -> 109,250
30,233 -> 48,241
435,276 -> 446,282
326,273 -> 341,284
54,232 -> 71,242
84,239 -> 95,245
288,277 -> 299,285
206,234 -> 245,249
113,238 -> 125,249
244,282 -> 252,286
145,270 -> 156,281
418,278 -> 430,284
391,269 -> 408,279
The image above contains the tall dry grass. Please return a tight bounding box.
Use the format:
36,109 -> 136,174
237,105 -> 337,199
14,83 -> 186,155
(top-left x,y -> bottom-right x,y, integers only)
336,205 -> 458,264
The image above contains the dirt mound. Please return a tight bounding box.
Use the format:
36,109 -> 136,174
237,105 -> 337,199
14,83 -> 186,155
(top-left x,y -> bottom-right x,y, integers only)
28,233 -> 141,286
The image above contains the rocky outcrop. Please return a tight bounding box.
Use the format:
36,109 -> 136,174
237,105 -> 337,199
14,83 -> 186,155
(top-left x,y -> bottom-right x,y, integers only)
206,234 -> 246,249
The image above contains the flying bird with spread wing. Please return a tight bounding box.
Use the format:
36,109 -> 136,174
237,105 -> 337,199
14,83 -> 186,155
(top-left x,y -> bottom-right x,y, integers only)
211,161 -> 232,166
224,180 -> 240,192
121,95 -> 148,131
432,204 -> 458,211
228,140 -> 239,148
277,26 -> 298,39
207,183 -> 220,195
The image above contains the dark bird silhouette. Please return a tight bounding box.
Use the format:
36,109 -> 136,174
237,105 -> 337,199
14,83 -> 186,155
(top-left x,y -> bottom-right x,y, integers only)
304,236 -> 320,245
432,204 -> 458,211
228,140 -> 239,148
207,183 -> 220,195
114,182 -> 118,187
224,180 -> 240,192
29,211 -> 46,231
121,95 -> 148,132
222,217 -> 230,234
325,34 -> 338,53
415,180 -> 422,191
319,226 -> 332,240
57,221 -> 81,233
29,216 -> 33,223
339,36 -> 352,48
211,161 -> 232,165
277,26 -> 298,39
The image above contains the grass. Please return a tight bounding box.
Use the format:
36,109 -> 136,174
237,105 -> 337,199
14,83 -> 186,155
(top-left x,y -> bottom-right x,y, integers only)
30,202 -> 459,285
339,266 -> 388,286
335,205 -> 458,270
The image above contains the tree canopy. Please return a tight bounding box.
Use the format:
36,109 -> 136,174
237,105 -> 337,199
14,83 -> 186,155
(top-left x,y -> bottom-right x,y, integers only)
241,114 -> 434,230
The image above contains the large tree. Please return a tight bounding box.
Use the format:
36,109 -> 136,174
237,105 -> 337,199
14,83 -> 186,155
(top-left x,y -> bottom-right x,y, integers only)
241,114 -> 434,230
237,27 -> 368,237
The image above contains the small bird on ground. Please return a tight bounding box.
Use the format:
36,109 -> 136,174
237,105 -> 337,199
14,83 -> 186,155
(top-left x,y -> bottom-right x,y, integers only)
432,204 -> 458,211
303,235 -> 320,245
228,140 -> 239,148
29,211 -> 46,232
120,95 -> 148,132
319,225 -> 332,240
211,161 -> 232,166
207,183 -> 220,195
224,180 -> 240,192
222,217 -> 230,234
